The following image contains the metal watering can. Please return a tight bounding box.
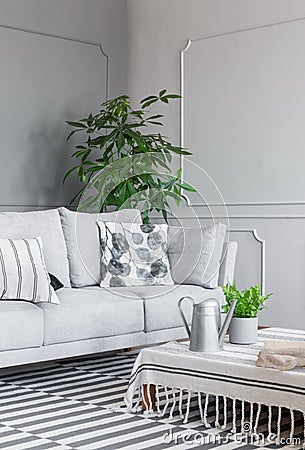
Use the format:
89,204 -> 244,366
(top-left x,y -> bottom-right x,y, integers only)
178,296 -> 237,352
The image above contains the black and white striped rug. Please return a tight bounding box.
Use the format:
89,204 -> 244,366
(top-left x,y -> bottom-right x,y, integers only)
0,350 -> 303,449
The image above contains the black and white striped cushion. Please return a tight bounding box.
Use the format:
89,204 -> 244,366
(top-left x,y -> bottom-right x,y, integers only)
0,236 -> 59,304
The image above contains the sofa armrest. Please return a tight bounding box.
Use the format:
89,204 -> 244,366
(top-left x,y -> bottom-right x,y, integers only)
218,241 -> 238,286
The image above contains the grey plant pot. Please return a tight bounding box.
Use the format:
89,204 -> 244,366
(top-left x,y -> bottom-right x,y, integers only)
229,317 -> 258,344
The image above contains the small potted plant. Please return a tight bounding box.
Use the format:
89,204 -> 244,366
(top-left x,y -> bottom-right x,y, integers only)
222,281 -> 272,344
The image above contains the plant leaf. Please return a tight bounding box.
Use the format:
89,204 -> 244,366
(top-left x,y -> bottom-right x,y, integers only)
160,97 -> 169,104
66,121 -> 87,128
176,182 -> 197,192
165,94 -> 181,99
66,129 -> 81,141
140,95 -> 158,104
63,166 -> 78,184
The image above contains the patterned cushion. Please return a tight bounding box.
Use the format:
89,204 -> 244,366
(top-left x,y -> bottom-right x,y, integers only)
0,237 -> 59,304
97,222 -> 174,288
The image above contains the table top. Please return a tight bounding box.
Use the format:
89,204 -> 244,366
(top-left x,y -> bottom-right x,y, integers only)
147,327 -> 305,370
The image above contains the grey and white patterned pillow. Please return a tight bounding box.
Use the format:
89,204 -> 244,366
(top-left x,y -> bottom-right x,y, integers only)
97,222 -> 174,287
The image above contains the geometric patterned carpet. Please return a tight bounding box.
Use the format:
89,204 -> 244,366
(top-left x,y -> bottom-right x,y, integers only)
0,350 -> 303,449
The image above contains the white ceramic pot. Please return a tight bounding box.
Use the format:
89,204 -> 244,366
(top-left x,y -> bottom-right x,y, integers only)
229,317 -> 258,344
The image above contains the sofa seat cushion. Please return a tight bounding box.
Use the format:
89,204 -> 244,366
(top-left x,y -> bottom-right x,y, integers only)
0,301 -> 43,351
123,285 -> 225,332
39,287 -> 144,345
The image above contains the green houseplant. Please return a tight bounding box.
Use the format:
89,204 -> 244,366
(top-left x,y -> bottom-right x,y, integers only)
64,90 -> 196,222
222,282 -> 272,344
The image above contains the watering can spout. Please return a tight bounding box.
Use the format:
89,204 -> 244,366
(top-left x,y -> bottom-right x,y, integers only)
218,299 -> 237,346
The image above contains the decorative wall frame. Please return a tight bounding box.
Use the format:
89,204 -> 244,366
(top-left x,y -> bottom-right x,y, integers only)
230,228 -> 265,295
0,22 -> 109,209
0,22 -> 109,99
179,16 -> 305,215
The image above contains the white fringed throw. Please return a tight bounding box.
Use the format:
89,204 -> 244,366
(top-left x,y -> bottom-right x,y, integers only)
124,328 -> 305,443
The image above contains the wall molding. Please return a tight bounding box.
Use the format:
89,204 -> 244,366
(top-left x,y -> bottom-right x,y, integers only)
0,22 -> 109,100
190,201 -> 305,206
0,204 -> 71,208
179,16 -> 305,209
230,228 -> 265,295
0,22 -> 109,209
191,15 -> 305,43
176,202 -> 305,219
179,214 -> 305,219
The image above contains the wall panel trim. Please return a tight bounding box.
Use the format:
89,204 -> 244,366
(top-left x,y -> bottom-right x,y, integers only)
0,22 -> 109,208
0,22 -> 109,100
180,16 -> 305,208
230,229 -> 265,295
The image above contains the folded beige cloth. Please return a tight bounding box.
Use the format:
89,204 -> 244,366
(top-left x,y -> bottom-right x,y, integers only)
256,340 -> 305,370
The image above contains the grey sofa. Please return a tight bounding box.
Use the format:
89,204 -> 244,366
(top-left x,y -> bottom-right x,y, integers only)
0,208 -> 237,368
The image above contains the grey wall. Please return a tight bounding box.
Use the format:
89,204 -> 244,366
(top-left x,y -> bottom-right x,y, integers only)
0,0 -> 127,208
2,0 -> 305,330
127,0 -> 305,329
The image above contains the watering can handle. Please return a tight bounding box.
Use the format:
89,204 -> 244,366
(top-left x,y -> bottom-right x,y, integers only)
178,296 -> 195,338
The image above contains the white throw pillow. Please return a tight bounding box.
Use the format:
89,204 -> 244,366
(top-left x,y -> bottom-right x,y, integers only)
167,224 -> 227,288
0,237 -> 59,304
97,222 -> 174,288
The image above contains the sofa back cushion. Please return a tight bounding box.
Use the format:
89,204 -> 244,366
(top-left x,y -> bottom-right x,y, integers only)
59,208 -> 142,287
168,223 -> 226,288
0,209 -> 70,287
218,241 -> 238,286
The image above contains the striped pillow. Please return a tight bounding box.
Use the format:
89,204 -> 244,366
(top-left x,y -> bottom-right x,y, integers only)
0,237 -> 59,304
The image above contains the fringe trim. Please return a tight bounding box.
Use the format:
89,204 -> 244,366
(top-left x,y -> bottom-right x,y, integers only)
169,388 -> 176,419
215,395 -> 220,428
290,409 -> 295,442
156,384 -> 161,415
250,401 -> 254,431
241,400 -> 245,432
183,391 -> 191,424
178,388 -> 184,419
253,403 -> 261,435
162,386 -> 169,417
231,398 -> 237,433
267,405 -> 272,441
203,393 -> 211,428
125,385 -> 305,444
222,396 -> 227,429
276,406 -> 282,445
